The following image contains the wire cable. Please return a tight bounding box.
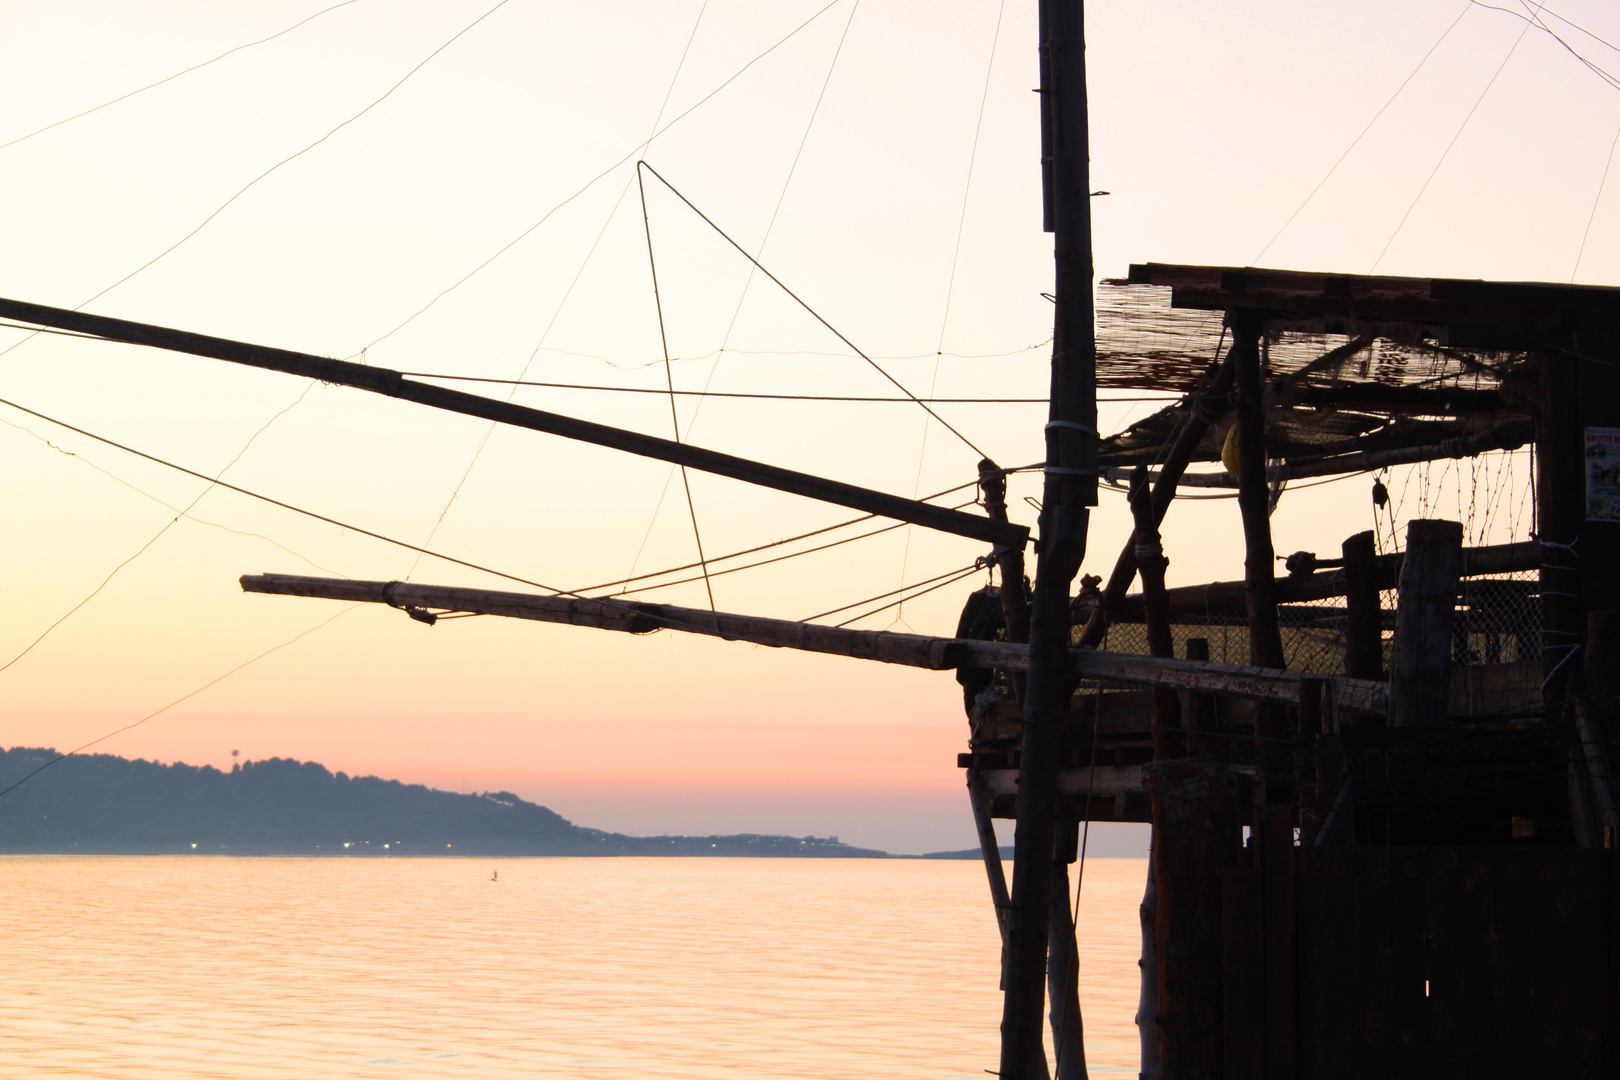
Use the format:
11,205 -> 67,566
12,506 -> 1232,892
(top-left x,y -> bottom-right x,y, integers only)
0,384 -> 316,677
1252,2 -> 1473,264
831,566 -> 982,628
638,165 -> 717,610
0,604 -> 362,800
620,2 -> 860,590
350,0 -> 846,358
0,0 -> 365,153
637,161 -> 990,459
398,374 -> 1052,402
1369,8 -> 1538,272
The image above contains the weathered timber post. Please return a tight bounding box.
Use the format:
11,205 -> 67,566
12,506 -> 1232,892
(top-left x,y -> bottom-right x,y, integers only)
1076,354 -> 1236,648
1390,518 -> 1463,727
967,767 -> 1012,945
1130,465 -> 1184,759
1538,354 -> 1584,735
1231,310 -> 1288,752
1000,0 -> 1097,1073
1135,855 -> 1161,1080
1145,760 -> 1243,1080
1341,530 -> 1384,685
1048,819 -> 1086,1080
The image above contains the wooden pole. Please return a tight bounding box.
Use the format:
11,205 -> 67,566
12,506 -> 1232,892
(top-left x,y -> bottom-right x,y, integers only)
239,574 -> 1391,712
1130,466 -> 1183,759
1076,354 -> 1235,648
1135,856 -> 1161,1080
967,767 -> 1012,989
1047,821 -> 1086,1080
1231,310 -> 1287,755
1000,0 -> 1097,1071
1093,539 -> 1537,622
1101,418 -> 1532,489
1146,760 -> 1243,1080
0,296 -> 1025,550
1341,530 -> 1384,682
1390,518 -> 1463,727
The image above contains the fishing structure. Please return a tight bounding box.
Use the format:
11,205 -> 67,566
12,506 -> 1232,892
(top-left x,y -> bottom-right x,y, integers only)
5,1 -> 1620,1077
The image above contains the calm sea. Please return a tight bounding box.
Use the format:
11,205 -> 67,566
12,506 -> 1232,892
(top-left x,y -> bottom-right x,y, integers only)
0,856 -> 1148,1078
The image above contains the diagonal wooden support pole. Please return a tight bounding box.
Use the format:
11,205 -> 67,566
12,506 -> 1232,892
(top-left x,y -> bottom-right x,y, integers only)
1076,353 -> 1235,648
0,296 -> 1026,550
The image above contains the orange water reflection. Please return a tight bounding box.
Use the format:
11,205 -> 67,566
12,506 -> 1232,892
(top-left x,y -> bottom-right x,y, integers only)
0,856 -> 1147,1078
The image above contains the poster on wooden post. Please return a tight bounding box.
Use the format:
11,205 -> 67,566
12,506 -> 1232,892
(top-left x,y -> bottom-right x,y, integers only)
1586,427 -> 1620,522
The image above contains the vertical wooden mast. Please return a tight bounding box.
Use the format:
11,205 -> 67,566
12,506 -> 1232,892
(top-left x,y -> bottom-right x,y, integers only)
999,0 -> 1098,1075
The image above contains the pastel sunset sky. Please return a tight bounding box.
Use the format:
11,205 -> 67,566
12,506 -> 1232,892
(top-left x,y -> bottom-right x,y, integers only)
0,0 -> 1610,851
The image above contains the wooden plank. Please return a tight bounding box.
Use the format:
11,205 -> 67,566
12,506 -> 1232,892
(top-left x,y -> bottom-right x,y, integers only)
1555,852 -> 1609,1077
0,296 -> 1026,549
1262,805 -> 1297,1080
965,768 -> 1011,942
1423,849 -> 1496,1080
1490,849 -> 1539,1080
1296,849 -> 1359,1079
1355,850 -> 1399,1078
1388,850 -> 1428,1080
1149,761 -> 1243,1080
1391,519 -> 1463,728
1223,866 -> 1265,1080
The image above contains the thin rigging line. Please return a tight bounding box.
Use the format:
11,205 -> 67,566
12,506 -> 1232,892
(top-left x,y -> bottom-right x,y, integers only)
1574,115 -> 1620,281
606,500 -> 976,598
898,0 -> 1005,631
639,165 -> 717,610
1370,8 -> 1539,272
804,563 -> 977,623
0,392 -> 567,595
399,374 -> 1052,402
0,0 -> 365,153
936,0 -> 1006,354
577,477 -> 989,595
638,161 -> 990,458
0,391 -> 1005,653
622,4 -> 858,588
1252,2 -> 1473,265
351,0 -> 845,359
831,566 -> 981,628
1472,1 -> 1620,89
87,1 -> 511,313
0,605 -> 362,800
0,384 -> 316,677
0,415 -> 345,578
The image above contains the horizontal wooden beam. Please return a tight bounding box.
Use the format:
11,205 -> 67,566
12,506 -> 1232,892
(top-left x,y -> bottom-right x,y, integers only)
240,573 -> 1388,714
1092,539 -> 1538,622
1102,419 -> 1532,489
0,296 -> 1026,549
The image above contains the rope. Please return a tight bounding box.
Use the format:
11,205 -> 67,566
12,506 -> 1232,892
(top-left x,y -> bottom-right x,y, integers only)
638,166 -> 716,611
636,161 -> 990,459
830,567 -> 982,628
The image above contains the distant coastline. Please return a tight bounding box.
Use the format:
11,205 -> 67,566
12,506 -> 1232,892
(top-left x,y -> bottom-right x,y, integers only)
0,747 -> 989,859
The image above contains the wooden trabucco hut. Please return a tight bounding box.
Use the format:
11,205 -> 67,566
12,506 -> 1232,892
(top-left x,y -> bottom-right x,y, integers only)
5,2 -> 1618,1074
959,264 -> 1620,1079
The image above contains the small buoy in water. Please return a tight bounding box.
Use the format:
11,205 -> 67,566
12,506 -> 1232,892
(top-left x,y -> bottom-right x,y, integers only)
491,871 -> 498,882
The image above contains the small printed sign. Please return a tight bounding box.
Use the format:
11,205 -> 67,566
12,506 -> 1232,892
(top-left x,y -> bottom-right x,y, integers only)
1587,427 -> 1620,521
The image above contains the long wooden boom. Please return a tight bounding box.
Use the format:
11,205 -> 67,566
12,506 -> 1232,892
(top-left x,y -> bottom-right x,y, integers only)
0,296 -> 1027,550
239,572 -> 1388,714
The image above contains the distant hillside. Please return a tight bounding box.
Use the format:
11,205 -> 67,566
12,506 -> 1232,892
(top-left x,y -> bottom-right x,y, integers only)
0,748 -> 887,858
